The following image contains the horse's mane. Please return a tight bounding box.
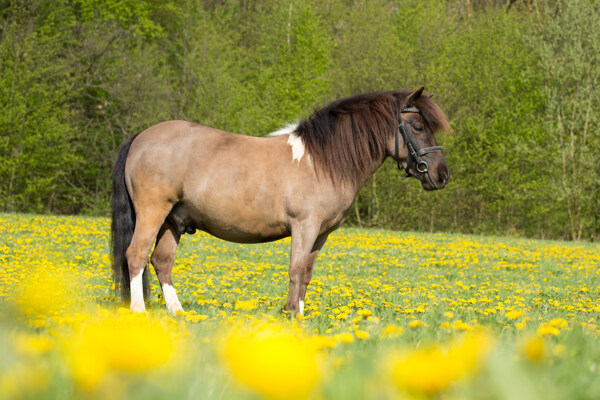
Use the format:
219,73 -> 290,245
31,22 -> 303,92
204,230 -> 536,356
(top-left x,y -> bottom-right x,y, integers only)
295,90 -> 450,185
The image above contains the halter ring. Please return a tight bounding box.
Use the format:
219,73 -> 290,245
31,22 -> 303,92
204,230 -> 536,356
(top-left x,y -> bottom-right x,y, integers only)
416,160 -> 429,174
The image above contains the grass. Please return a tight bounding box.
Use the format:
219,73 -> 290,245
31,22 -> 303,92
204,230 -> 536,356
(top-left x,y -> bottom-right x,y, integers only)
0,212 -> 599,399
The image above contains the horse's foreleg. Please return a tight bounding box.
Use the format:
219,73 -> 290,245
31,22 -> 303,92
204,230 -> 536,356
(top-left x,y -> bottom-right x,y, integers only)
297,234 -> 329,316
286,221 -> 320,315
151,222 -> 183,315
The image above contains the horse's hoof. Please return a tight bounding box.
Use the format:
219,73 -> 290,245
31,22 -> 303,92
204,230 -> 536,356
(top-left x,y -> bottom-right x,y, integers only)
130,303 -> 146,313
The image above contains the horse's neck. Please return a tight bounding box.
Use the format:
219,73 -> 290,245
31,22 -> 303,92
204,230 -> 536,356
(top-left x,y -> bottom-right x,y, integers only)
354,154 -> 389,192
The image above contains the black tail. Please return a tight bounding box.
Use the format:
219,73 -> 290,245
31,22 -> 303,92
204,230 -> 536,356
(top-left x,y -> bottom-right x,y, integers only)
111,133 -> 149,304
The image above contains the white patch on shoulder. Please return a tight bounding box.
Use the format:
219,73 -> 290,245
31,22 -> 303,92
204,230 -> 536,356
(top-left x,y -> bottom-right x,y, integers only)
130,270 -> 146,313
267,122 -> 298,137
287,133 -> 306,163
162,283 -> 184,315
267,123 -> 311,165
299,300 -> 305,316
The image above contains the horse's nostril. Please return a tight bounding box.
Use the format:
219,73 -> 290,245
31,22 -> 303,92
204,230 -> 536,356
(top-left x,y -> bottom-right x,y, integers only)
438,167 -> 449,185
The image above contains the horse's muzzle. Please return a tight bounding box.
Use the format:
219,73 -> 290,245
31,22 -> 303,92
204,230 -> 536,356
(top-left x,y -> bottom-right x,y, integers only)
420,160 -> 450,191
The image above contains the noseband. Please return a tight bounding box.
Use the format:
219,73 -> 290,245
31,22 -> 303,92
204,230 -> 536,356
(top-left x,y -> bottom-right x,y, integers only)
395,107 -> 443,189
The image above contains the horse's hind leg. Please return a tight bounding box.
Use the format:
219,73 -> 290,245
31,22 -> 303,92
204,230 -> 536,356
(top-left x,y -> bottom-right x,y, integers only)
126,204 -> 172,312
151,221 -> 183,314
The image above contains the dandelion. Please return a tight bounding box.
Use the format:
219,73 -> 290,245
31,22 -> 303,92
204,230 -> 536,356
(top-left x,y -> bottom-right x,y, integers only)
537,325 -> 560,336
552,344 -> 567,358
390,332 -> 493,396
520,335 -> 545,363
222,322 -> 321,400
355,330 -> 370,340
13,268 -> 72,324
505,310 -> 524,320
67,312 -> 176,390
549,318 -> 567,329
381,325 -> 404,338
0,362 -> 49,398
12,332 -> 53,356
408,320 -> 424,329
333,332 -> 355,345
235,300 -> 257,311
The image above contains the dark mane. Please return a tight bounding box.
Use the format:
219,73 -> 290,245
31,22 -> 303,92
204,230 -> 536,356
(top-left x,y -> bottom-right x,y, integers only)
295,90 -> 450,185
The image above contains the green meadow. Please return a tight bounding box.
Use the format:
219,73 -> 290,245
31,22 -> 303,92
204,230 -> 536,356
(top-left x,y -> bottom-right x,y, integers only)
0,213 -> 599,399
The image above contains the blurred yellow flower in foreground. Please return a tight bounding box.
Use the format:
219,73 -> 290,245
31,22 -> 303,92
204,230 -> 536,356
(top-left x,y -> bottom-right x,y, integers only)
222,322 -> 321,400
390,332 -> 493,396
520,335 -> 545,363
14,268 -> 72,322
67,312 -> 175,390
12,332 -> 53,356
0,362 -> 49,399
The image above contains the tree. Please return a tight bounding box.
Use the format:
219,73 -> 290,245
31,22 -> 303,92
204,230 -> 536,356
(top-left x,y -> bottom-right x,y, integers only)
528,0 -> 600,240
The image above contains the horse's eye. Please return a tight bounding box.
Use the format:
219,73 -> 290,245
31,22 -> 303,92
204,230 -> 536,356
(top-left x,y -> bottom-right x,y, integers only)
413,123 -> 425,132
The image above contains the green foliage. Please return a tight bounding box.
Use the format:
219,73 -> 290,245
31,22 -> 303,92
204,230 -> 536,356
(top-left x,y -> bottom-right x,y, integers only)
0,1 -> 79,212
526,0 -> 600,240
0,0 -> 598,240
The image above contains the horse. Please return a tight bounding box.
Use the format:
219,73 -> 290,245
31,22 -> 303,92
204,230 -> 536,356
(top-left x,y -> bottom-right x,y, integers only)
111,87 -> 450,315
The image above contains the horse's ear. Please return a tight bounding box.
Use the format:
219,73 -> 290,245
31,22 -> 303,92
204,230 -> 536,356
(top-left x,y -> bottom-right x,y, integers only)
406,87 -> 425,105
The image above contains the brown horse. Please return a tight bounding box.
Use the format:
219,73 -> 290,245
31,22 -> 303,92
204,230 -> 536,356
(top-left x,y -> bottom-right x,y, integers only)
111,88 -> 450,315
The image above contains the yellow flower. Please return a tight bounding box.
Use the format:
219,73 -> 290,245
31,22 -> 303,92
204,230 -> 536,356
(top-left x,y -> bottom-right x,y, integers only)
537,325 -> 560,336
390,332 -> 493,396
552,344 -> 567,358
185,313 -> 208,323
307,335 -> 336,350
222,322 -> 321,400
549,318 -> 567,329
235,300 -> 257,311
67,313 -> 175,390
408,320 -> 424,329
505,310 -> 524,320
333,332 -> 355,345
453,321 -> 472,331
381,325 -> 404,338
14,268 -> 72,321
12,332 -> 53,356
0,362 -> 49,398
355,330 -> 370,340
520,335 -> 545,362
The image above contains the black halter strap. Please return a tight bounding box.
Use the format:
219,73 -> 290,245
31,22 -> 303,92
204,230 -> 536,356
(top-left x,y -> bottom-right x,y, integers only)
395,107 -> 443,189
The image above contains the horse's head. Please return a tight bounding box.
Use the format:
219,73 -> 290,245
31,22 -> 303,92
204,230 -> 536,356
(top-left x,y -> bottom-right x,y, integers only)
390,87 -> 450,191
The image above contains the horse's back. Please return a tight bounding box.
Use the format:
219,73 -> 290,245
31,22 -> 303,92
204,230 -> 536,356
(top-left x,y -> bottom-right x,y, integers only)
124,121 -> 300,242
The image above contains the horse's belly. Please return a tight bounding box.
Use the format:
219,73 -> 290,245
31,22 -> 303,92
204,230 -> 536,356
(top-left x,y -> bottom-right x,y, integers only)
169,202 -> 290,244
203,224 -> 289,244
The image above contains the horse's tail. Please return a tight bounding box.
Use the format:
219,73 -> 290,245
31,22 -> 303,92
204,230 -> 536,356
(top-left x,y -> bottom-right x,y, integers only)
111,132 -> 149,304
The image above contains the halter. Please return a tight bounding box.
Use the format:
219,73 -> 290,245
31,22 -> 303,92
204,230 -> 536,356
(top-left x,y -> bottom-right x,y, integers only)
395,107 -> 443,189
